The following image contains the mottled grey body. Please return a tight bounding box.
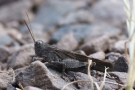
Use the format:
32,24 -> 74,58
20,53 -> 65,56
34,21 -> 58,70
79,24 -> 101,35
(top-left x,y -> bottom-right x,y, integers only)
33,40 -> 113,73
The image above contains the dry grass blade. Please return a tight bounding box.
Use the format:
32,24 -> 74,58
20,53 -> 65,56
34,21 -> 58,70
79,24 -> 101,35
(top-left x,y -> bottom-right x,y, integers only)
88,60 -> 94,90
100,67 -> 108,90
123,0 -> 135,90
18,82 -> 24,90
94,82 -> 100,90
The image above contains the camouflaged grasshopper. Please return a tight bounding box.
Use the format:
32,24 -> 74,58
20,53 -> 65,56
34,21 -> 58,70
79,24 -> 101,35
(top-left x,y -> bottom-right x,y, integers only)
24,14 -> 113,77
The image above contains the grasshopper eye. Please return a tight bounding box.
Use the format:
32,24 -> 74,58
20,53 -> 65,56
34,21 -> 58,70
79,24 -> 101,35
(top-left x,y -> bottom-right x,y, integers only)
36,40 -> 43,45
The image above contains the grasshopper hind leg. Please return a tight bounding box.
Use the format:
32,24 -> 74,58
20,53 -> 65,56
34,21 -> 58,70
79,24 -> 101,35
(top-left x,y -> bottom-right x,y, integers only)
48,61 -> 73,81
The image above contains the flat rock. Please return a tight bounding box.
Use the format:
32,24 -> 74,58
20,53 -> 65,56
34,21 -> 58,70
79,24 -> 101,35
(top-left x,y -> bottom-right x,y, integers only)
0,46 -> 11,62
0,68 -> 15,89
56,32 -> 78,51
89,0 -> 126,27
7,44 -> 34,69
24,86 -> 43,90
90,51 -> 105,60
15,61 -> 76,90
32,0 -> 89,30
109,72 -> 127,85
113,56 -> 128,72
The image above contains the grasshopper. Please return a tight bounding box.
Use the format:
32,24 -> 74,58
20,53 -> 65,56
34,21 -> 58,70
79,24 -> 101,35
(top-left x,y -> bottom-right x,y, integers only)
23,15 -> 113,78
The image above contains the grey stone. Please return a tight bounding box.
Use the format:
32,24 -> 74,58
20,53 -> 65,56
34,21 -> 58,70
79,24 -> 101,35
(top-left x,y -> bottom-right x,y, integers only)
113,56 -> 128,72
0,68 -> 15,89
56,32 -> 78,51
15,61 -> 76,90
7,44 -> 34,69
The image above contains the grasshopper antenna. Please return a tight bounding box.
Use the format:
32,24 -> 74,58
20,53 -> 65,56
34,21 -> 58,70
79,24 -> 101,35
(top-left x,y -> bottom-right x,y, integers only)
23,13 -> 36,43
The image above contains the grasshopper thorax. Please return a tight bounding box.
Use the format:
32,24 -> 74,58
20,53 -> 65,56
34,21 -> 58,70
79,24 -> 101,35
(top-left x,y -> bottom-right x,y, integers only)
35,40 -> 45,57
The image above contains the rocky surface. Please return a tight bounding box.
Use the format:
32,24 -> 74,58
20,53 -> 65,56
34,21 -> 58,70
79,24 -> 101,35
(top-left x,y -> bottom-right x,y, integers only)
0,0 -> 131,89
15,61 -> 76,90
7,44 -> 34,69
0,68 -> 15,89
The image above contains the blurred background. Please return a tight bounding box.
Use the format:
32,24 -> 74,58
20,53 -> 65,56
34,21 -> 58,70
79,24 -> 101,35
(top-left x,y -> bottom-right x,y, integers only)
0,0 -> 127,62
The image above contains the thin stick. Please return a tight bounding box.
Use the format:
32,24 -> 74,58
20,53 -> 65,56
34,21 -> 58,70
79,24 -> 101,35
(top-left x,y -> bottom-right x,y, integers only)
23,20 -> 36,43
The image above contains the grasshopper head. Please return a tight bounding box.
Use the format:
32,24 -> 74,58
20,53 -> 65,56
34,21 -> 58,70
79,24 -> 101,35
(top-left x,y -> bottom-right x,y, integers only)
34,40 -> 45,56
